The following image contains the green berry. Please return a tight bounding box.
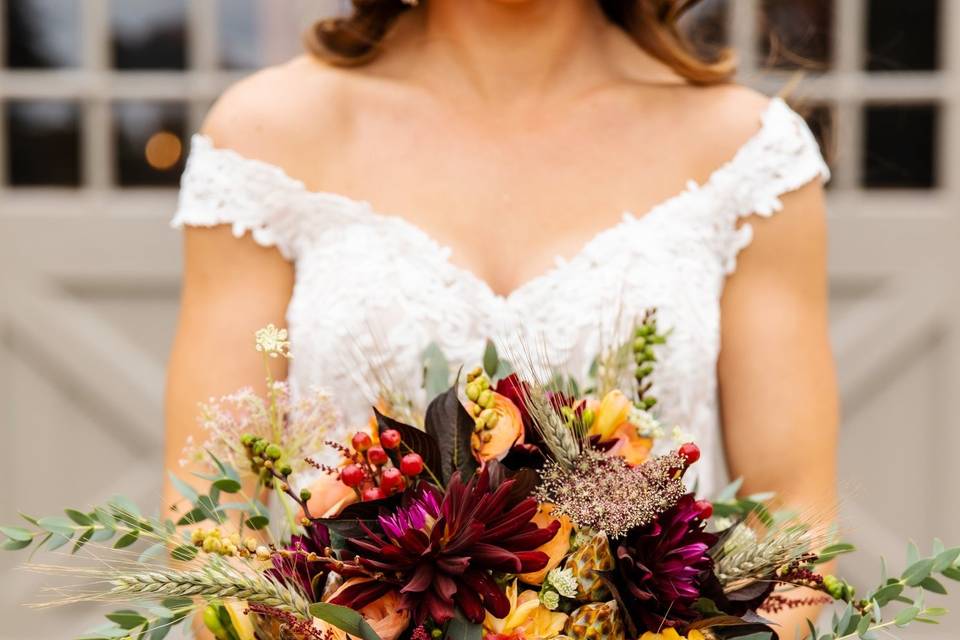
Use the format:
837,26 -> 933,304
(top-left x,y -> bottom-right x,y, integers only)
300,488 -> 312,501
265,444 -> 282,460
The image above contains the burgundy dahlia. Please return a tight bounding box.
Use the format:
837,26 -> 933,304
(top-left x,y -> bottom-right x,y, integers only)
268,523 -> 331,601
330,468 -> 561,625
613,493 -> 718,631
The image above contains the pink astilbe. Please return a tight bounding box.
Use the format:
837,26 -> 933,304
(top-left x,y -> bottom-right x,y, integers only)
180,381 -> 339,476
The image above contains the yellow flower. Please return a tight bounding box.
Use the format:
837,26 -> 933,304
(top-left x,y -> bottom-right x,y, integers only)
483,580 -> 568,639
639,629 -> 706,640
590,390 -> 632,440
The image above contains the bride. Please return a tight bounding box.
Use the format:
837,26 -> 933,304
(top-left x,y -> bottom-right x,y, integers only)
166,0 -> 838,636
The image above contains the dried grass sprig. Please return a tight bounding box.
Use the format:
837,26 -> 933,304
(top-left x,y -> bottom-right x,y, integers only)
108,561 -> 311,617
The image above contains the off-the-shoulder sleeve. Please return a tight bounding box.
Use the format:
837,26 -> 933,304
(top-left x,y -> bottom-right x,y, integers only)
707,98 -> 831,274
172,135 -> 312,260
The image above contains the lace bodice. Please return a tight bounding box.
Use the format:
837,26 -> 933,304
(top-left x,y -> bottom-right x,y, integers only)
172,97 -> 829,497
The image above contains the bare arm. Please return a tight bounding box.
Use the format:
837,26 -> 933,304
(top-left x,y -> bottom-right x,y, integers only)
719,180 -> 839,638
163,226 -> 293,515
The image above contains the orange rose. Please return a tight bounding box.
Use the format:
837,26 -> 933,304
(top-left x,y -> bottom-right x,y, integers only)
303,471 -> 357,518
518,504 -> 573,586
327,579 -> 410,640
471,392 -> 524,463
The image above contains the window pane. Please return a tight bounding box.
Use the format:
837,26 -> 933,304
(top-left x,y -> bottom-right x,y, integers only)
866,0 -> 939,71
6,100 -> 82,187
110,0 -> 187,70
759,0 -> 833,70
219,0 -> 263,69
863,105 -> 937,189
113,102 -> 187,187
5,0 -> 81,68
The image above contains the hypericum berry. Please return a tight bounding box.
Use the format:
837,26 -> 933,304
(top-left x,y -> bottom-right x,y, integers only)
362,486 -> 387,502
340,464 -> 365,488
695,499 -> 714,520
380,429 -> 401,449
678,442 -> 701,465
264,444 -> 282,460
400,453 -> 424,477
367,445 -> 388,466
351,432 -> 372,452
380,466 -> 404,492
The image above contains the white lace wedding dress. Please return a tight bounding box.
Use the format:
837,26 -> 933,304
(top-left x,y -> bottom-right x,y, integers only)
172,97 -> 829,498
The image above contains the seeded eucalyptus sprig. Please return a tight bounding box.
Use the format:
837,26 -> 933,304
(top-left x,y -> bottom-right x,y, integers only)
800,540 -> 959,640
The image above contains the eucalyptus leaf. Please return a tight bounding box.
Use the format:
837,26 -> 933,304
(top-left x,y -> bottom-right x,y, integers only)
422,342 -> 451,402
308,602 -> 382,640
446,612 -> 482,640
919,576 -> 947,594
114,530 -> 140,549
37,516 -> 76,537
902,559 -> 936,586
0,525 -> 32,542
906,541 -> 921,566
1,538 -> 32,551
483,339 -> 499,376
168,473 -> 199,503
895,606 -> 920,627
65,509 -> 94,526
45,532 -> 73,551
212,478 -> 242,494
171,544 -> 199,562
933,547 -> 960,572
106,610 -> 148,630
244,515 -> 269,530
73,528 -> 94,553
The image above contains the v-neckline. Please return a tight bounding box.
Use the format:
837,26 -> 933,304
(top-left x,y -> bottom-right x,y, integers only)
190,98 -> 784,302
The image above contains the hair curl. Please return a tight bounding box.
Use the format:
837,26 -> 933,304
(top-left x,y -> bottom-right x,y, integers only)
305,0 -> 734,85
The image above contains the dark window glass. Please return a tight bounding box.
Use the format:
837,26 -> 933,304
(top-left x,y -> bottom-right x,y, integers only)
680,0 -> 729,61
110,0 -> 187,70
863,105 -> 937,189
866,0 -> 939,71
219,0 -> 263,69
6,100 -> 81,187
759,0 -> 833,70
113,102 -> 187,187
802,103 -> 835,179
6,0 -> 81,68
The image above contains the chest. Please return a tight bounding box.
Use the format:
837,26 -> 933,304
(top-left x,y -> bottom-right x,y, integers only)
308,95 -> 718,297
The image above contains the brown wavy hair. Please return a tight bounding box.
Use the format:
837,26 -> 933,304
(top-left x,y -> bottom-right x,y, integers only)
305,0 -> 735,85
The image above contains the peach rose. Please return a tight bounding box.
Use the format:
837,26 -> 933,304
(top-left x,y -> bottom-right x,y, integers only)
304,471 -> 357,518
518,504 -> 573,586
590,390 -> 632,441
327,579 -> 410,640
471,392 -> 525,463
606,422 -> 653,466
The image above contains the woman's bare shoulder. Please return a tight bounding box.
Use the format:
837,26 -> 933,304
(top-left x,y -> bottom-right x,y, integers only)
200,55 -> 352,169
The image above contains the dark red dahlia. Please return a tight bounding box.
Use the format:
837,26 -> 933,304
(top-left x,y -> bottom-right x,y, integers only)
267,523 -> 331,601
613,493 -> 718,631
330,468 -> 561,625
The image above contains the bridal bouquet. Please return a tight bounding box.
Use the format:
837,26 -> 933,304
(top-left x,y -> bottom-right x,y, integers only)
3,317 -> 958,640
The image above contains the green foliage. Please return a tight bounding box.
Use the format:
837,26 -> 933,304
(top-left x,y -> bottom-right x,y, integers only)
78,598 -> 191,640
309,602 -> 383,640
808,540 -> 957,640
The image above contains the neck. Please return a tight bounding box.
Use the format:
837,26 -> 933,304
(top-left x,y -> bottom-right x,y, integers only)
410,0 -> 611,101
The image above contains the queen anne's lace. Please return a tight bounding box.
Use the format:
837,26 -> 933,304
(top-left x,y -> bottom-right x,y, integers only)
172,98 -> 829,496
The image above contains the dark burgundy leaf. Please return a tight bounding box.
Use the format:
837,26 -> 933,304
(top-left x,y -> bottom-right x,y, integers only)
425,383 -> 478,484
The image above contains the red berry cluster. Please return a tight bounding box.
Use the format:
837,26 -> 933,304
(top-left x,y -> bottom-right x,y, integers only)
340,430 -> 424,501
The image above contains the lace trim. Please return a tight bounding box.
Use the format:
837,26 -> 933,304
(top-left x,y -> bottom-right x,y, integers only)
171,98 -> 829,274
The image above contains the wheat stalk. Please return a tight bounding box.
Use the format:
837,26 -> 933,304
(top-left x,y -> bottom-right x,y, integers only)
109,562 -> 310,617
713,524 -> 814,588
